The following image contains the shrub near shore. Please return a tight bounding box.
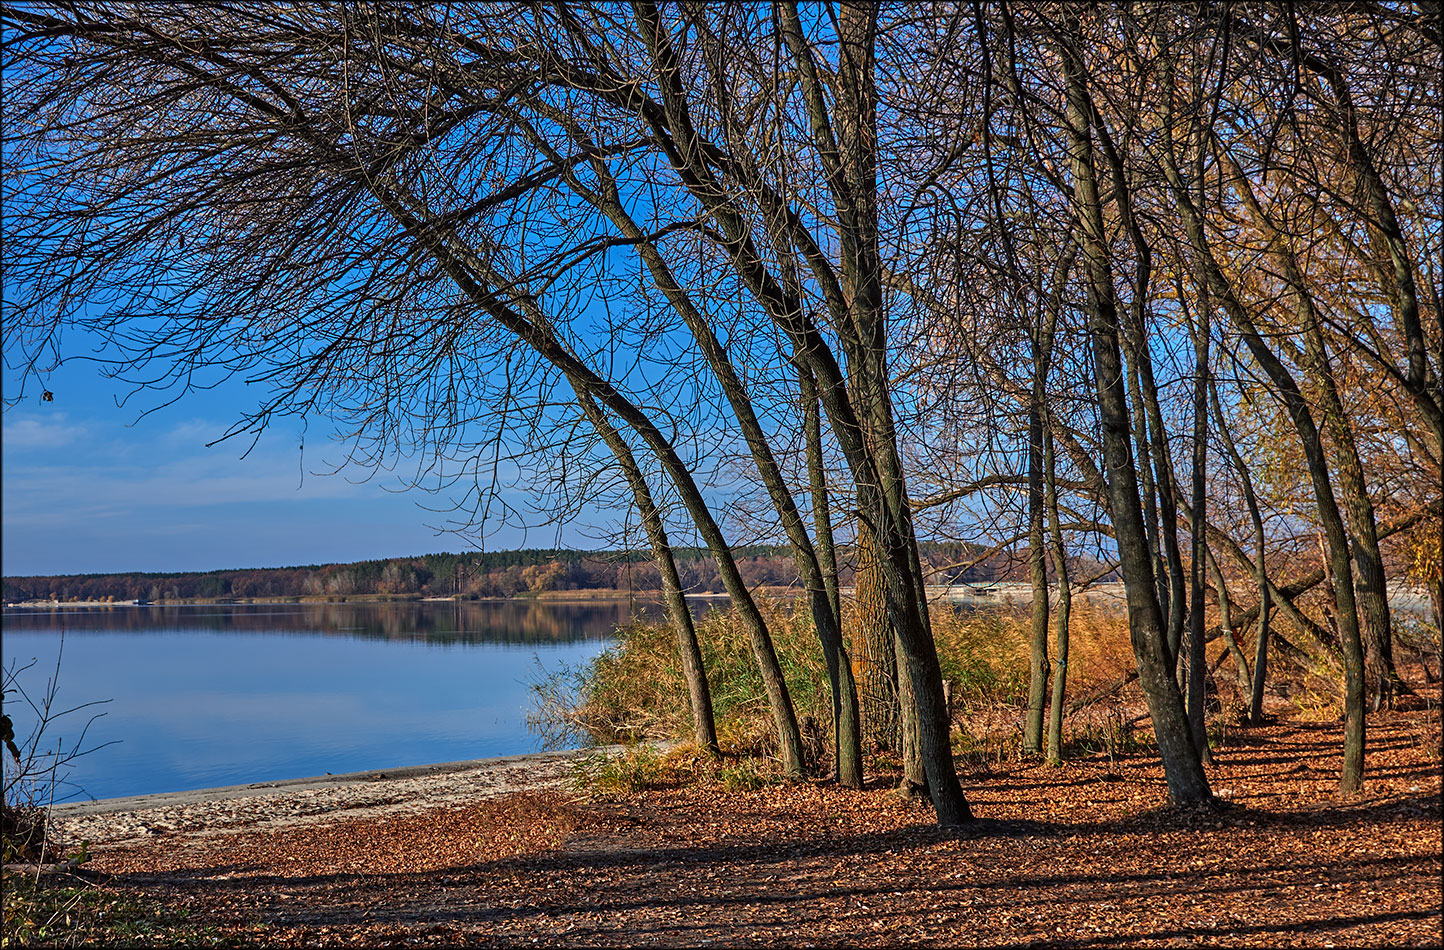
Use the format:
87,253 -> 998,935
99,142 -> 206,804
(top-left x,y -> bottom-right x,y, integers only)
535,599 -> 1142,776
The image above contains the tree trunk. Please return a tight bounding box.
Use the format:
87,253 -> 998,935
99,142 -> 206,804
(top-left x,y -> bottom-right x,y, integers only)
1044,424 -> 1072,767
800,362 -> 863,784
1120,333 -> 1167,657
361,172 -> 813,778
801,363 -> 844,633
1093,105 -> 1184,679
1205,547 -> 1252,696
463,304 -> 809,777
1058,26 -> 1212,804
854,522 -> 902,755
894,627 -> 926,796
1156,142 -> 1367,795
580,151 -> 861,784
780,0 -> 968,820
1209,381 -> 1274,723
1188,255 -> 1212,766
1025,246 -> 1071,757
1303,328 -> 1402,711
1216,144 -> 1405,711
575,391 -> 718,753
1125,330 -> 1189,676
1025,389 -> 1050,756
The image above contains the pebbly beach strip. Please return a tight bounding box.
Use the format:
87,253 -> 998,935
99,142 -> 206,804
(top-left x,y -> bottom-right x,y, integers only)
41,747 -> 608,853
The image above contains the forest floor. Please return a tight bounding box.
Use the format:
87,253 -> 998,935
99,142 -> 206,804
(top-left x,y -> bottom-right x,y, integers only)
15,706 -> 1444,948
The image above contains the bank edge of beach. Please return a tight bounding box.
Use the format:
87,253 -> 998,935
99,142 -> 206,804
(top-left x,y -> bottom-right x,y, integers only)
39,745 -> 621,852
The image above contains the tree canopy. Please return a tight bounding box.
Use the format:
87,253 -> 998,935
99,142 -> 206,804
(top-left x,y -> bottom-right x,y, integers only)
3,1 -> 1439,821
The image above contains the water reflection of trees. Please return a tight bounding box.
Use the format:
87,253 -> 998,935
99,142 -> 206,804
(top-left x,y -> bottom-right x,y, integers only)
0,601 -> 694,645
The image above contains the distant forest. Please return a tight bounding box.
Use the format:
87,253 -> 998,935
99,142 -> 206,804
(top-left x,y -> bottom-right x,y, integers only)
2,543 -> 1049,604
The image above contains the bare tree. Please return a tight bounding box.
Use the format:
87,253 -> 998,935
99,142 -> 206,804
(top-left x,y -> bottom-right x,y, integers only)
0,1 -> 973,819
5,0 -> 1435,818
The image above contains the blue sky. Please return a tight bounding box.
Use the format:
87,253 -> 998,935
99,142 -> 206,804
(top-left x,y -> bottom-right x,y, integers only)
1,348 -> 589,577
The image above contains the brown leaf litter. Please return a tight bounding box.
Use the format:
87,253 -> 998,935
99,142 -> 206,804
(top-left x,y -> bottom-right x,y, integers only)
52,709 -> 1444,947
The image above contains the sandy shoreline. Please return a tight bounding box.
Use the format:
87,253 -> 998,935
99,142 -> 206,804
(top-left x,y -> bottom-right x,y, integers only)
43,747 -> 613,853
3,591 -> 740,608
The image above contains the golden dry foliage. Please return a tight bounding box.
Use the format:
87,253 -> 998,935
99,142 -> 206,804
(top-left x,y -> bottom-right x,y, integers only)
927,599 -> 1137,704
562,599 -> 1146,760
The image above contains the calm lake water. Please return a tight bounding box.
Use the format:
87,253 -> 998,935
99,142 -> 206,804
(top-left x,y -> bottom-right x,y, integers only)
1,600 -> 675,802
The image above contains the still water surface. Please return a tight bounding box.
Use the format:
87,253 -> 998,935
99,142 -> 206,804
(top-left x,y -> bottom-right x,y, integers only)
2,601 -> 668,801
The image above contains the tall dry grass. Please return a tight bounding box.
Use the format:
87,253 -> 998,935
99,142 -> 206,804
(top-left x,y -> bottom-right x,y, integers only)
925,599 -> 1136,703
533,591 -> 1442,777
534,596 -> 1140,762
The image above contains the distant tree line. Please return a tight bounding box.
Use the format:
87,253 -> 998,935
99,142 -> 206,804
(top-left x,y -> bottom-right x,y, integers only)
2,542 -> 1033,604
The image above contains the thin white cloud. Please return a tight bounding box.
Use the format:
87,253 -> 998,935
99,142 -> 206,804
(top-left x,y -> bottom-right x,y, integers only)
2,450 -> 374,516
1,413 -> 89,450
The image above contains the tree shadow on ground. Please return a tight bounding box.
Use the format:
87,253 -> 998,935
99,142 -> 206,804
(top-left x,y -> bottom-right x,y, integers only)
101,788 -> 1441,945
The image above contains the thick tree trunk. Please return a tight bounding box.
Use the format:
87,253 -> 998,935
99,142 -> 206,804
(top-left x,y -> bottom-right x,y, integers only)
777,0 -> 970,824
786,0 -> 967,822
855,522 -> 902,754
877,446 -> 968,821
1058,29 -> 1212,804
894,628 -> 926,795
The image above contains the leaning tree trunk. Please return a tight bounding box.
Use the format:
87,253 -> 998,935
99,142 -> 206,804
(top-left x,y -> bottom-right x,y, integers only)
780,0 -> 970,824
1205,547 -> 1253,697
503,330 -> 806,777
1043,424 -> 1073,767
1209,381 -> 1274,723
1149,30 -> 1370,791
1303,326 -> 1402,711
1217,143 -> 1406,712
800,361 -> 865,784
1124,327 -> 1189,677
581,156 -> 861,785
1059,25 -> 1212,803
576,391 -> 718,753
369,198 -> 809,777
1121,335 -> 1166,640
1157,140 -> 1367,795
1095,107 -> 1184,680
801,362 -> 844,634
